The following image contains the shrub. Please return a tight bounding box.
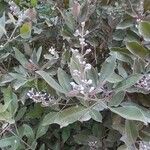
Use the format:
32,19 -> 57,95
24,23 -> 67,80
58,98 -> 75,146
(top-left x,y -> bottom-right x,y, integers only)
0,0 -> 150,149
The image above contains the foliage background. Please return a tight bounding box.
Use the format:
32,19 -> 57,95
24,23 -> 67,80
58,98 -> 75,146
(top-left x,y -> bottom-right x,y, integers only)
0,0 -> 150,149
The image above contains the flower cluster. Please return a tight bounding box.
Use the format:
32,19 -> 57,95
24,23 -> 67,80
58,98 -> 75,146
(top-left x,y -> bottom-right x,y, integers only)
9,1 -> 31,25
88,140 -> 99,150
68,22 -> 96,97
70,50 -> 95,96
9,1 -> 20,16
48,46 -> 56,55
44,46 -> 59,60
139,141 -> 150,150
70,80 -> 95,95
134,74 -> 150,92
73,21 -> 90,54
27,88 -> 55,106
136,0 -> 144,16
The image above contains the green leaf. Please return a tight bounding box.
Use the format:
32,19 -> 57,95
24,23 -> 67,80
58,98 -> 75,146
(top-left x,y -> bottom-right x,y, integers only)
109,91 -> 125,107
126,42 -> 149,59
116,19 -> 133,29
62,127 -> 71,143
113,29 -> 126,41
19,124 -> 34,141
111,47 -> 132,56
0,136 -> 19,148
0,53 -> 10,62
36,70 -> 66,94
57,68 -> 72,92
144,0 -> 150,11
13,79 -> 28,90
69,57 -> 80,84
125,120 -> 138,146
99,58 -> 116,83
36,46 -> 42,62
42,106 -> 92,127
125,29 -> 140,42
114,74 -> 142,92
15,107 -> 27,121
8,91 -> 18,116
139,21 -> 150,41
0,111 -> 14,123
111,52 -> 133,64
73,132 -> 89,145
0,87 -> 18,119
133,58 -> 145,74
14,48 -> 28,68
26,104 -> 44,119
78,1 -> 89,22
36,124 -> 48,139
59,8 -> 75,31
107,72 -> 123,83
0,12 -> 6,39
87,66 -> 98,86
90,110 -> 102,122
39,144 -> 46,150
117,63 -> 128,78
0,2 -> 7,16
117,145 -> 129,150
20,22 -> 32,39
0,88 -> 12,113
30,0 -> 37,7
110,105 -> 150,124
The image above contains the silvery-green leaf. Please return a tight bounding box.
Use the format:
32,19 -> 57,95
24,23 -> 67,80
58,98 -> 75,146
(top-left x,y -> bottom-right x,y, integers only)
126,42 -> 149,59
110,105 -> 150,124
109,91 -> 125,107
90,110 -> 102,122
14,48 -> 28,68
36,70 -> 66,93
138,21 -> 150,41
57,68 -> 72,92
99,58 -> 116,84
42,106 -> 92,127
0,12 -> 6,39
114,74 -> 142,93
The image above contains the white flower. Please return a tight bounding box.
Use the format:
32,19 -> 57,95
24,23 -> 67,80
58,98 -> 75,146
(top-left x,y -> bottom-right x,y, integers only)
0,45 -> 4,48
49,47 -> 55,55
85,30 -> 89,35
76,55 -> 81,59
9,1 -> 14,5
73,70 -> 80,76
87,79 -> 92,85
79,37 -> 85,43
79,85 -> 84,91
86,48 -> 91,53
74,29 -> 80,37
17,12 -> 27,25
80,90 -> 85,94
14,140 -> 17,143
81,22 -> 85,28
80,61 -> 86,65
136,18 -> 141,22
71,48 -> 79,53
89,87 -> 95,93
70,82 -> 77,88
81,79 -> 92,85
79,37 -> 86,45
84,64 -> 91,71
